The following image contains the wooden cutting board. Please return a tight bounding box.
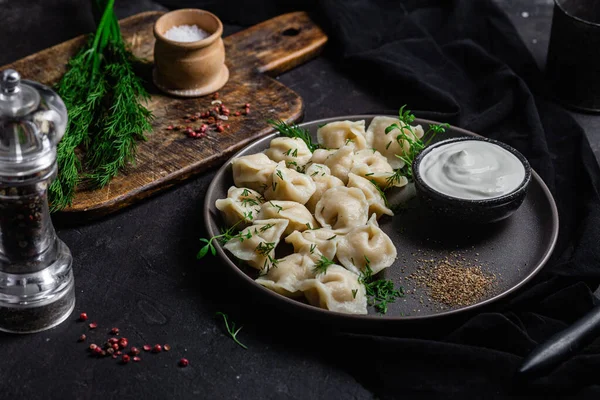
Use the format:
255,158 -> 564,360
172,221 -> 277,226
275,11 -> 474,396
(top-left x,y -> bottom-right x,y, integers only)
1,11 -> 327,219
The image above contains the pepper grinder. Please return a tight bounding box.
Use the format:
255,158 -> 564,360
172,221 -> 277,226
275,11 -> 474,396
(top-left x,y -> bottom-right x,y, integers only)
0,69 -> 75,333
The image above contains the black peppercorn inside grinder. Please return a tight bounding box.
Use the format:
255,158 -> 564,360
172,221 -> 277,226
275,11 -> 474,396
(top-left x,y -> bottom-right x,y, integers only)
0,69 -> 75,333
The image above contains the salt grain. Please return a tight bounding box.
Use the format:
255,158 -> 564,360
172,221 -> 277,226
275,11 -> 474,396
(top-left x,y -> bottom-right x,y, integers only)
164,25 -> 209,42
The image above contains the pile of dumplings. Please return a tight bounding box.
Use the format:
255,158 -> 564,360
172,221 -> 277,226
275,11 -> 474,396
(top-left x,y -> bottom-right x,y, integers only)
215,117 -> 424,315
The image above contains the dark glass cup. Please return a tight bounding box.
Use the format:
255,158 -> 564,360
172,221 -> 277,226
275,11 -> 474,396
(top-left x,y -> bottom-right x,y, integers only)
546,0 -> 600,112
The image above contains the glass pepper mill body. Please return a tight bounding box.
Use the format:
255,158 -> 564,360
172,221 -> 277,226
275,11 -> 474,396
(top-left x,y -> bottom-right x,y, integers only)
0,69 -> 75,333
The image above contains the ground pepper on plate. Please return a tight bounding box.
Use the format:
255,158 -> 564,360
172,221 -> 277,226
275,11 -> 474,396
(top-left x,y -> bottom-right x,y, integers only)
409,255 -> 496,307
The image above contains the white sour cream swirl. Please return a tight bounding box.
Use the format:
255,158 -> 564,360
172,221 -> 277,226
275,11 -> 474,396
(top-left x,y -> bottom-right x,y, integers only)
419,140 -> 525,200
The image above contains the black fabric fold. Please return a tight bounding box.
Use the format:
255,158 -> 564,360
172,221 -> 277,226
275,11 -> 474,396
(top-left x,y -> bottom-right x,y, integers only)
306,0 -> 600,396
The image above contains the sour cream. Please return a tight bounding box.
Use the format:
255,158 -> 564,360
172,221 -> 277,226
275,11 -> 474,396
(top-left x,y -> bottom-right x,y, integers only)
419,140 -> 526,200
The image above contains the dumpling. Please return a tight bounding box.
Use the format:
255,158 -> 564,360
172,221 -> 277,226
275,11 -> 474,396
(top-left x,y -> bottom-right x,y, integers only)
257,200 -> 318,235
317,120 -> 367,150
324,145 -> 355,184
299,264 -> 367,314
346,173 -> 393,219
305,163 -> 345,213
215,186 -> 263,228
285,228 -> 339,260
231,153 -> 277,193
315,187 -> 369,234
365,116 -> 424,169
311,148 -> 336,164
255,252 -> 316,298
223,218 -> 288,271
336,214 -> 397,275
264,137 -> 312,169
264,161 -> 316,204
351,149 -> 402,189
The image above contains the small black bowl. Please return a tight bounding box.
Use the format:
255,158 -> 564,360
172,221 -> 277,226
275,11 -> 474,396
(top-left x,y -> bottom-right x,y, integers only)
412,136 -> 532,224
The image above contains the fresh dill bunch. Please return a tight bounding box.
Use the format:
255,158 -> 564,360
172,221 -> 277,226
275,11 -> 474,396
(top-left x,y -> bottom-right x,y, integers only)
85,42 -> 153,188
49,0 -> 153,210
268,119 -> 320,152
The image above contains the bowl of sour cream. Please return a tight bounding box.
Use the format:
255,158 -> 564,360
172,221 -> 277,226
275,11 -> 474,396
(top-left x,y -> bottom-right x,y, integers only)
413,136 -> 531,223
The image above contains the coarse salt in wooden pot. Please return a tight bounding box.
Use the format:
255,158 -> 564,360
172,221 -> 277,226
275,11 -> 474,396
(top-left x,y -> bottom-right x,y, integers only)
153,9 -> 229,97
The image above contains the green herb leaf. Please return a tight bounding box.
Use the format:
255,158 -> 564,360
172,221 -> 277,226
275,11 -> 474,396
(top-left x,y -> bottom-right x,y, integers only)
268,120 -> 319,152
215,312 -> 248,350
313,255 -> 335,275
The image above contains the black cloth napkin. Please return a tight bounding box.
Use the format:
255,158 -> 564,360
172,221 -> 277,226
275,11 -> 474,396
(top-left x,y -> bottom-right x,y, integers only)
307,0 -> 600,397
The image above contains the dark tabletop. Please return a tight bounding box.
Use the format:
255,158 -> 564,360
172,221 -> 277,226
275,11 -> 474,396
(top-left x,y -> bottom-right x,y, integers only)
0,1 -> 599,399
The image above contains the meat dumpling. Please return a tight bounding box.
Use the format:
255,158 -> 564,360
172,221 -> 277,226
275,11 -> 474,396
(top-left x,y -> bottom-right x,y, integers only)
285,228 -> 339,260
324,145 -> 355,184
257,200 -> 318,235
304,163 -> 345,213
346,173 -> 393,219
215,186 -> 263,228
365,116 -> 424,169
351,149 -> 402,189
300,264 -> 367,315
317,120 -> 368,150
336,214 -> 396,275
264,137 -> 312,170
231,153 -> 277,193
315,187 -> 369,234
311,148 -> 336,164
255,252 -> 316,298
264,161 -> 316,204
223,218 -> 288,271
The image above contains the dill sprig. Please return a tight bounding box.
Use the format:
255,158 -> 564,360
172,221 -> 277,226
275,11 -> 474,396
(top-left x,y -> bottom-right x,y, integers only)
359,258 -> 404,314
383,105 -> 449,186
268,119 -> 319,152
313,255 -> 335,275
49,0 -> 153,210
215,312 -> 247,349
197,221 -> 243,259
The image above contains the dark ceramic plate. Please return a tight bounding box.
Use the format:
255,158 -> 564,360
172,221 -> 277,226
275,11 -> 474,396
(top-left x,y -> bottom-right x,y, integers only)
204,116 -> 559,330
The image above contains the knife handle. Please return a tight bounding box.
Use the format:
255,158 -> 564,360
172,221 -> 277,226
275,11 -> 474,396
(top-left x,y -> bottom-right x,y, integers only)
517,303 -> 600,380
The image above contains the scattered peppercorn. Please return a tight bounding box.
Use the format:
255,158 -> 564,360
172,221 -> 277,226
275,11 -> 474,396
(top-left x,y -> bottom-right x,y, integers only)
108,338 -> 118,345
121,354 -> 131,364
79,313 -> 88,322
110,327 -> 120,335
112,343 -> 119,351
129,347 -> 140,356
118,338 -> 128,349
133,356 -> 141,362
107,348 -> 115,355
152,344 -> 162,353
78,334 -> 86,342
89,322 -> 97,329
179,358 -> 189,367
89,344 -> 98,351
163,344 -> 171,352
143,345 -> 152,352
